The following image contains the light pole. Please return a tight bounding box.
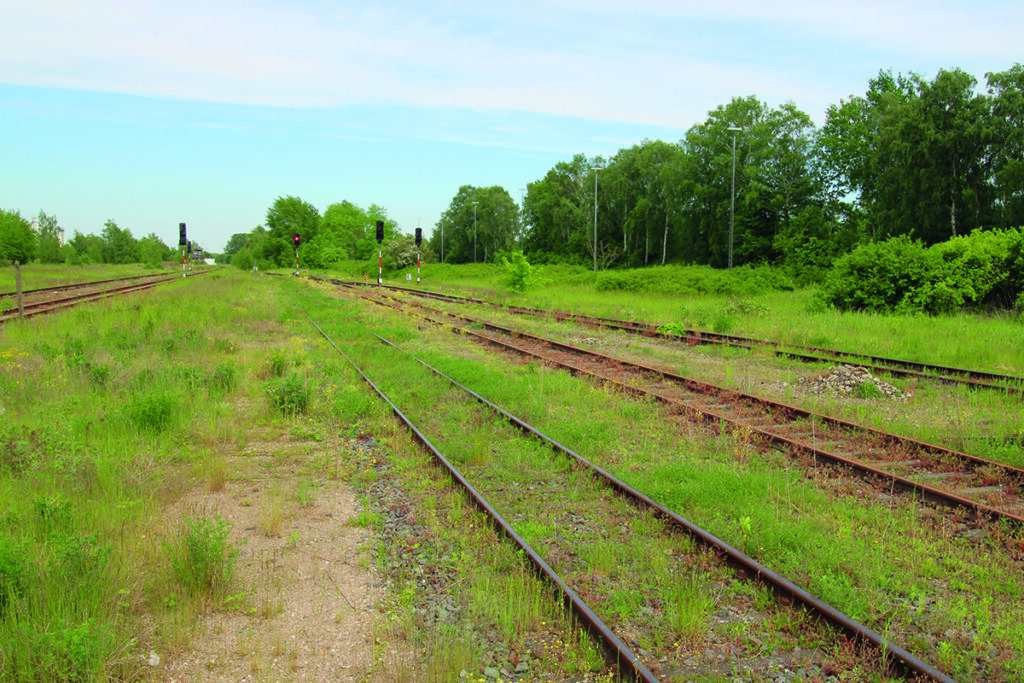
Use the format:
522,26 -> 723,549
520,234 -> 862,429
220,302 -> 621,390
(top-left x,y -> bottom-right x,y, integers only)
728,125 -> 742,270
472,201 -> 479,263
593,165 -> 604,272
519,187 -> 526,249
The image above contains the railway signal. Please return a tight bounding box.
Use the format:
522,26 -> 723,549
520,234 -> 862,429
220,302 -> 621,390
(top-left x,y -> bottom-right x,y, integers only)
415,227 -> 422,283
376,220 -> 384,285
293,233 -> 301,275
179,223 -> 187,277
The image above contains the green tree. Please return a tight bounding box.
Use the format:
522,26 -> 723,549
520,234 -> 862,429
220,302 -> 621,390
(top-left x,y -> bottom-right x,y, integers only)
264,196 -> 320,267
434,186 -> 518,264
101,220 -> 139,264
35,211 -> 64,264
67,231 -> 104,265
0,209 -> 37,264
987,64 -> 1024,228
521,155 -> 593,264
138,233 -> 172,268
677,96 -> 820,268
230,226 -> 273,271
818,70 -> 916,239
221,233 -> 250,259
307,201 -> 370,267
874,69 -> 991,243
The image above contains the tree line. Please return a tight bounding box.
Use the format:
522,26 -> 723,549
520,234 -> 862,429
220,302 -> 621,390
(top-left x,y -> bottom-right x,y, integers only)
0,211 -> 179,267
6,64 -> 1021,288
218,198 -> 435,273
427,65 -> 1023,282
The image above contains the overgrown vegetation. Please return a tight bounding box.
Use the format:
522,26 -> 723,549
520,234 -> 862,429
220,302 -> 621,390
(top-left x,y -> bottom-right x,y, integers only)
3,265 -> 1024,680
821,228 -> 1024,314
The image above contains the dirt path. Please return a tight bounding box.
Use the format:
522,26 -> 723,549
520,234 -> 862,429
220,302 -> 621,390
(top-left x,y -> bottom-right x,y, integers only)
153,436 -> 410,682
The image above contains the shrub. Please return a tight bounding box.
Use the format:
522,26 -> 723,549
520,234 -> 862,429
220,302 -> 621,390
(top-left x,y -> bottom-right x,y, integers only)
500,251 -> 547,292
595,264 -> 792,297
0,535 -> 27,616
266,372 -> 310,415
209,362 -> 237,392
125,391 -> 177,432
165,516 -> 238,598
267,349 -> 288,378
905,228 -> 1024,313
7,618 -> 117,682
819,236 -> 935,312
820,229 -> 1024,314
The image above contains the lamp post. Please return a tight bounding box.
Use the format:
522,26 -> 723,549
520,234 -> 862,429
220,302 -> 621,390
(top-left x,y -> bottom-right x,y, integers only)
472,201 -> 479,263
519,187 -> 526,250
593,165 -> 604,272
727,125 -> 742,270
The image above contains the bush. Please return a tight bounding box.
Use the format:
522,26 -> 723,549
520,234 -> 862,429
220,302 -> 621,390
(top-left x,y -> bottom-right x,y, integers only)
0,535 -> 27,616
125,391 -> 177,432
7,618 -> 116,682
820,229 -> 1024,314
595,264 -> 792,297
819,236 -> 934,312
266,372 -> 310,415
165,516 -> 238,598
209,362 -> 237,392
500,251 -> 548,292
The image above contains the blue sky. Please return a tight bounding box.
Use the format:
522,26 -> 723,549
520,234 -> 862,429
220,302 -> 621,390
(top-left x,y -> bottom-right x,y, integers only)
1,1 -> 1021,254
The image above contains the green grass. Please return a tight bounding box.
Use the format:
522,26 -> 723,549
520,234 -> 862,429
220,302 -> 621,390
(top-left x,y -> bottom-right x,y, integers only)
302,278 -> 1024,681
4,263 -> 1024,680
318,260 -> 1024,376
0,269 -> 303,680
0,263 -> 176,291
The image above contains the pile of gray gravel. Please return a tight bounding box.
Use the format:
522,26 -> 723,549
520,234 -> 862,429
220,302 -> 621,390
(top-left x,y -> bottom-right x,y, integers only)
800,364 -> 908,399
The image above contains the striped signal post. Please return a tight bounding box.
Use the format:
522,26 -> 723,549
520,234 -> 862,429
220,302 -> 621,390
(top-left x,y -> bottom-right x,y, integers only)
178,223 -> 187,277
415,226 -> 422,283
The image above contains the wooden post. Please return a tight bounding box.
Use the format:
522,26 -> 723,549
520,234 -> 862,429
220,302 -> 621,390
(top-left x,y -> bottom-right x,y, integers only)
15,262 -> 24,317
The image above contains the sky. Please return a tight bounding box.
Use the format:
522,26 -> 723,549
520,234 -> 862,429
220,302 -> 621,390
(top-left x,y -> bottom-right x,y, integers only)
1,0 -> 1022,254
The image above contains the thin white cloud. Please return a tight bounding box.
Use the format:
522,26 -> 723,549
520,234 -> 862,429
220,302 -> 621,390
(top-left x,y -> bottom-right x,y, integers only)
1,0 -> 1020,127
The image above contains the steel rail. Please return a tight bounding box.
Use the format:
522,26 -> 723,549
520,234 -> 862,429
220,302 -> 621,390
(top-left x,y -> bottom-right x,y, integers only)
363,293 -> 1024,527
360,325 -> 956,682
343,279 -> 1024,394
0,280 -> 166,322
1,272 -> 208,323
299,309 -> 658,683
0,272 -> 171,300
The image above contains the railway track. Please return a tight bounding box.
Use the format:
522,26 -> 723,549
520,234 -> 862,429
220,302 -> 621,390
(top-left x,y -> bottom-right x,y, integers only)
329,279 -> 1024,396
0,272 -> 201,323
301,306 -> 957,682
348,286 -> 1024,540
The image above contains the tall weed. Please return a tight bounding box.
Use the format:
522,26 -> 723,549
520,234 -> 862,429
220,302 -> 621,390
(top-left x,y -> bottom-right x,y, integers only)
164,516 -> 238,599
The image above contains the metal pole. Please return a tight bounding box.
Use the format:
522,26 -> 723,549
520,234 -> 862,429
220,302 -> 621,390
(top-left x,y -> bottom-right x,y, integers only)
15,262 -> 24,317
728,126 -> 742,270
441,215 -> 445,263
472,201 -> 479,263
593,167 -> 603,272
519,187 -> 526,250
